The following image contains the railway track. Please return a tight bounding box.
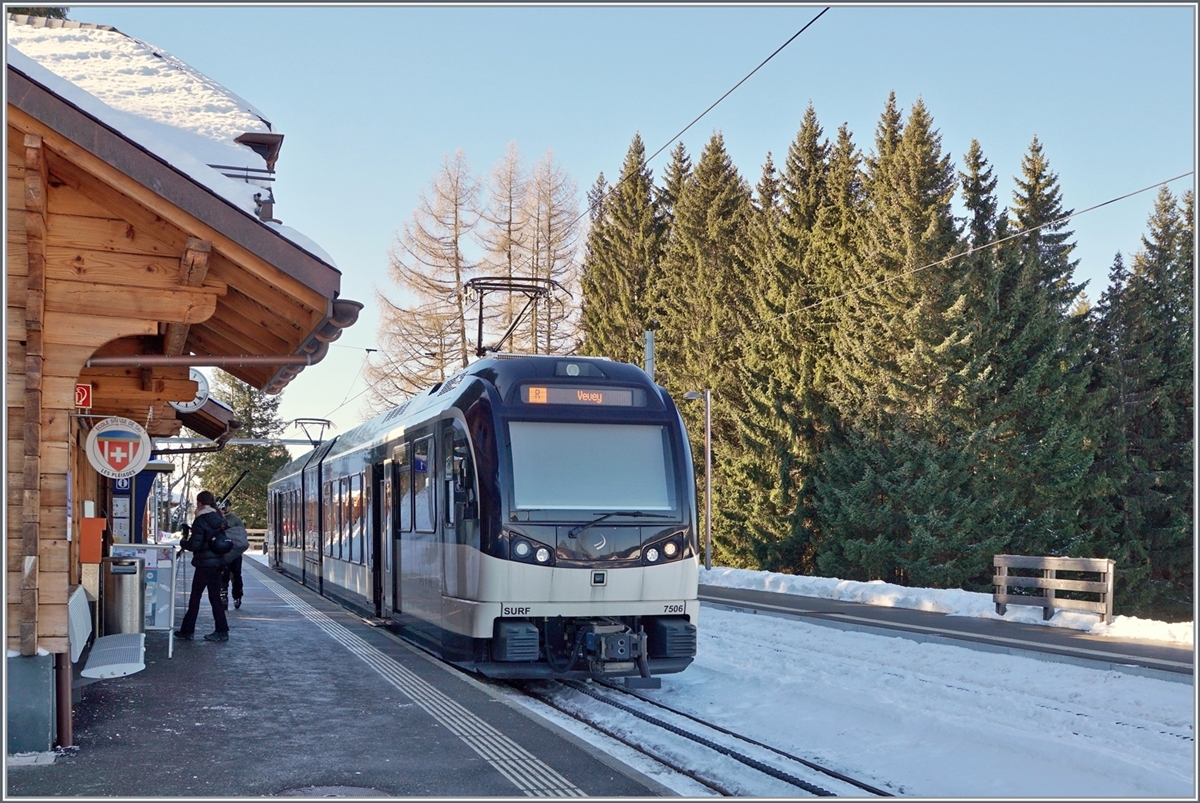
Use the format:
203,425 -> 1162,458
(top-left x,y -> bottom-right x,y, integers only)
512,678 -> 894,797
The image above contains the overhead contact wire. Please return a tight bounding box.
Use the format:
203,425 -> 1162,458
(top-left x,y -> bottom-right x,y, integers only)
706,169 -> 1195,348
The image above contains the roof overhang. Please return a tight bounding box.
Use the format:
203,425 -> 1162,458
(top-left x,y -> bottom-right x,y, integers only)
6,61 -> 360,394
175,396 -> 242,443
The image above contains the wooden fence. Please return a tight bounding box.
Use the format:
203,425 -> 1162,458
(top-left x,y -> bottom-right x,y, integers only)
993,555 -> 1115,624
246,529 -> 267,554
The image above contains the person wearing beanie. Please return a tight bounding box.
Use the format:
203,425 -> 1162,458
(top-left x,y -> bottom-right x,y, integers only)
218,499 -> 245,610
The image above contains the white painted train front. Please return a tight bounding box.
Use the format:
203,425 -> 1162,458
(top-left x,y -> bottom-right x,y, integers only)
267,354 -> 699,686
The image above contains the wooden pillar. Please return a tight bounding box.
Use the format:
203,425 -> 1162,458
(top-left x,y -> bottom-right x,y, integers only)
21,133 -> 47,656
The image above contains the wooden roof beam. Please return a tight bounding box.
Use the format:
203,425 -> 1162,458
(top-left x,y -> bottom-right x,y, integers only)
163,237 -> 211,356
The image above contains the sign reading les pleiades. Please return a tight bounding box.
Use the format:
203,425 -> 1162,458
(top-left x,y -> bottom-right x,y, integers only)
85,417 -> 152,479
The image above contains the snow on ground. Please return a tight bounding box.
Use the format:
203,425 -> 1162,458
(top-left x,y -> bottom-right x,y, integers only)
503,565 -> 1195,798
252,550 -> 1194,795
701,566 -> 1196,646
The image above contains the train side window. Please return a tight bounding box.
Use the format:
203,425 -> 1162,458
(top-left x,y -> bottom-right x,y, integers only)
334,478 -> 342,559
444,419 -> 477,525
397,444 -> 412,533
296,488 -> 304,550
413,435 -> 435,533
323,481 -> 334,555
350,472 -> 362,563
362,470 -> 372,566
294,490 -> 302,548
345,475 -> 354,563
340,476 -> 350,560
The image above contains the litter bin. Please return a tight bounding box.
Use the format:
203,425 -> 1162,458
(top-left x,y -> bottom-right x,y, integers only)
101,556 -> 145,636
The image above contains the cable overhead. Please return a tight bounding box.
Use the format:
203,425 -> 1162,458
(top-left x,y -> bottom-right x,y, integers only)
354,9 -> 830,406
573,7 -> 831,231
645,7 -> 830,168
360,10 -> 830,393
708,170 -> 1196,347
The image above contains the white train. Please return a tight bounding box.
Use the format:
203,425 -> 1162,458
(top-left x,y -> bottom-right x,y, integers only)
267,354 -> 699,687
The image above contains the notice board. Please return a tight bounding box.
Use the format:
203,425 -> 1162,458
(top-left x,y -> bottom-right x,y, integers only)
110,544 -> 177,631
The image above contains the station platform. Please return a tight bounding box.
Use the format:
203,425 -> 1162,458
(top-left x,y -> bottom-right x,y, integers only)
6,555 -> 671,798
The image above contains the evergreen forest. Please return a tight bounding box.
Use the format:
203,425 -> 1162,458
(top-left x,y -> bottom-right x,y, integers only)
577,95 -> 1194,620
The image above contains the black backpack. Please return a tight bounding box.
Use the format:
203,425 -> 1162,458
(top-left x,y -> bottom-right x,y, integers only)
189,512 -> 231,555
208,523 -> 234,555
220,517 -> 250,564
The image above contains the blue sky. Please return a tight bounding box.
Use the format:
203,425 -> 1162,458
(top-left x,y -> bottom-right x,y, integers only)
62,3 -> 1196,438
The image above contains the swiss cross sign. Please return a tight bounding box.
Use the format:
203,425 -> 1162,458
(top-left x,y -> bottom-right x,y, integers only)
75,383 -> 93,409
85,417 -> 152,479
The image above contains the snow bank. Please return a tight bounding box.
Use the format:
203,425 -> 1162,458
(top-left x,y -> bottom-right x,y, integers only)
700,566 -> 1194,646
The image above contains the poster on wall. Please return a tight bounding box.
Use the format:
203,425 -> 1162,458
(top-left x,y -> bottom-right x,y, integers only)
111,493 -> 131,544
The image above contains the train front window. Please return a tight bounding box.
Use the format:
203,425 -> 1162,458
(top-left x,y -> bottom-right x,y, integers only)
508,421 -> 675,513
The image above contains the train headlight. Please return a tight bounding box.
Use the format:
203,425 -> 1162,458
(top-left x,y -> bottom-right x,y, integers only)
643,534 -> 685,565
504,530 -> 554,565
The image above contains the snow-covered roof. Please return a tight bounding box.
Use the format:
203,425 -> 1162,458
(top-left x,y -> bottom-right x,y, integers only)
5,13 -> 333,266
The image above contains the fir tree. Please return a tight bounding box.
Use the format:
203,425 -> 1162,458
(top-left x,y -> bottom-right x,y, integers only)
1084,252 -> 1143,605
578,134 -> 665,363
1090,187 -> 1193,616
652,132 -> 753,566
723,152 -> 792,568
194,372 -> 290,529
814,97 -> 976,587
657,141 -> 693,234
725,104 -> 836,572
1011,137 -> 1082,313
862,91 -> 903,197
585,173 -> 608,224
991,137 -> 1096,559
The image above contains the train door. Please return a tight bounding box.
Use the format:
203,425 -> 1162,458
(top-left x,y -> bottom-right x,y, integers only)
305,477 -> 324,594
400,432 -> 440,631
441,418 -> 480,599
271,492 -> 283,569
372,461 -> 387,618
392,443 -> 410,618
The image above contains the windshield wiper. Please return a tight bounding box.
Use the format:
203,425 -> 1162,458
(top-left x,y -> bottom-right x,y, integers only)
567,511 -> 671,538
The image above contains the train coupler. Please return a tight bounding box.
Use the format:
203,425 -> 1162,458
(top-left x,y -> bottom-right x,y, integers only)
584,624 -> 661,688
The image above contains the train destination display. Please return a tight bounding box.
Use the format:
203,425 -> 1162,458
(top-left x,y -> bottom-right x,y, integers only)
523,385 -> 634,406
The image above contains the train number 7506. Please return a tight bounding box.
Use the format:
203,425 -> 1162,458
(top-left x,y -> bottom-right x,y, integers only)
662,603 -> 684,613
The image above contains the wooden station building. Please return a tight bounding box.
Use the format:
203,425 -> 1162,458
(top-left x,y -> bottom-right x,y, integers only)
5,15 -> 361,752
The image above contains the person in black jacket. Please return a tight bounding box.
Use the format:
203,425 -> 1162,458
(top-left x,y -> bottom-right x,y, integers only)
175,490 -> 230,642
